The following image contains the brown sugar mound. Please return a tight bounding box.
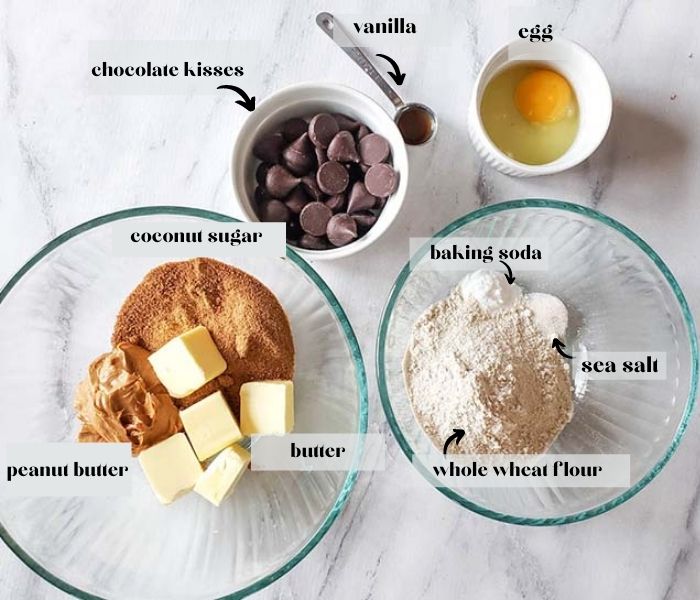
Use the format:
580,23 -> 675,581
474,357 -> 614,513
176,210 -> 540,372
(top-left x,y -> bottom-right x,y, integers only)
112,258 -> 294,417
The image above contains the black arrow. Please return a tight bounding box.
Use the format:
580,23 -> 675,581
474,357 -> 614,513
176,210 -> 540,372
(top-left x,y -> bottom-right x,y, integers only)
375,53 -> 406,85
499,260 -> 515,285
217,85 -> 256,111
443,428 -> 465,455
552,338 -> 573,359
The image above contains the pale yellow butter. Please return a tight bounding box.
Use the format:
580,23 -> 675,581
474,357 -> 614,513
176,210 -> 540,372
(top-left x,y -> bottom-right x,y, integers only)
138,433 -> 203,505
240,380 -> 294,436
148,325 -> 227,398
194,444 -> 250,507
180,391 -> 243,461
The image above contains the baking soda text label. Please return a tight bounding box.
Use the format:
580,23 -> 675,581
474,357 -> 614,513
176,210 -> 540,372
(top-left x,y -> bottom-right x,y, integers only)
410,237 -> 549,271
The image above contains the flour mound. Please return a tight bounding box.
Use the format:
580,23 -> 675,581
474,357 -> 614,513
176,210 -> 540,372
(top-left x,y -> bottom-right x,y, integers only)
403,273 -> 573,455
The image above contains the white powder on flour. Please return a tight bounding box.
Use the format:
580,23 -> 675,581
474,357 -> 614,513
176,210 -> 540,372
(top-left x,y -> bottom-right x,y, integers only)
403,270 -> 573,455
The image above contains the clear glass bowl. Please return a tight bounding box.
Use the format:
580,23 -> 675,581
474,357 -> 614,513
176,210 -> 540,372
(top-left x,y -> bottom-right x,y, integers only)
377,199 -> 697,525
0,207 -> 368,599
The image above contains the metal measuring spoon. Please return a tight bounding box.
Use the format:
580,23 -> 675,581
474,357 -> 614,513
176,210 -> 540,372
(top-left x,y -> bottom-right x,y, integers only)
316,12 -> 437,146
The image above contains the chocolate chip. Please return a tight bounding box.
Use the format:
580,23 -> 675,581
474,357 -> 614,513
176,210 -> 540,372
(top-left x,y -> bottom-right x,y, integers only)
356,125 -> 371,140
281,118 -> 308,142
284,187 -> 311,214
256,162 -> 271,186
300,201 -> 333,237
333,113 -> 361,132
253,133 -> 285,164
301,175 -> 324,201
347,181 -> 377,213
352,211 -> 378,232
254,185 -> 270,204
327,213 -> 358,247
315,146 -> 328,166
317,161 -> 349,195
308,113 -> 339,149
365,163 -> 398,197
327,131 -> 360,163
251,111 -> 395,251
298,234 -> 328,250
359,133 -> 390,165
325,193 -> 346,213
265,165 -> 300,198
282,133 -> 315,176
259,199 -> 290,223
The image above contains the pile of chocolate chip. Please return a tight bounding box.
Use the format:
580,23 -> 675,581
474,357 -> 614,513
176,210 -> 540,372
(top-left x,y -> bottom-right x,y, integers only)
252,112 -> 399,250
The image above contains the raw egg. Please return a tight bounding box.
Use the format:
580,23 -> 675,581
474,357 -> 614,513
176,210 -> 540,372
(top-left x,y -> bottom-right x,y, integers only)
514,69 -> 573,123
480,64 -> 579,165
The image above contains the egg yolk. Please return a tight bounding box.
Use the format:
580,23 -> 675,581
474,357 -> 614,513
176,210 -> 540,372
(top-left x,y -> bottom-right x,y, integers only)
514,69 -> 573,124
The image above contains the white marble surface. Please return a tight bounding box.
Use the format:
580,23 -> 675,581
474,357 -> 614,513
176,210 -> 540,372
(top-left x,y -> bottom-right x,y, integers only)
1,0 -> 699,598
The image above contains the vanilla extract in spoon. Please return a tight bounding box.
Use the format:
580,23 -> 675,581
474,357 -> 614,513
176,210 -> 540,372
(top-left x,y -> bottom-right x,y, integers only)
316,12 -> 438,146
396,103 -> 437,146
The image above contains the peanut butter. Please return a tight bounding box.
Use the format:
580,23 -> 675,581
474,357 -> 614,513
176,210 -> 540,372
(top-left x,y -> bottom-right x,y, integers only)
74,343 -> 181,455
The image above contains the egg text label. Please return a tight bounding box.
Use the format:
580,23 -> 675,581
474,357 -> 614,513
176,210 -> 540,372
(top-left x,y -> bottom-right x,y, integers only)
518,24 -> 554,42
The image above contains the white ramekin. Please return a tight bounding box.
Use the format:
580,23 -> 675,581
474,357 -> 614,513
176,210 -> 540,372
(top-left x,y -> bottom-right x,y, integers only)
468,37 -> 612,177
231,82 -> 409,260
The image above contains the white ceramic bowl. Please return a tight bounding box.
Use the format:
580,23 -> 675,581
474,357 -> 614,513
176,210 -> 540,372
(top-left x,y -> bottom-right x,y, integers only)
468,37 -> 612,177
231,82 -> 409,260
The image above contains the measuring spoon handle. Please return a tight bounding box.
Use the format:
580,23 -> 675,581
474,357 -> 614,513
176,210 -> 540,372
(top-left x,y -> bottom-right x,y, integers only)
316,12 -> 404,109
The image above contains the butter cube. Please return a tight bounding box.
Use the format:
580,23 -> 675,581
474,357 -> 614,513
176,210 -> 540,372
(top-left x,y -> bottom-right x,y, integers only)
240,380 -> 294,436
148,325 -> 227,398
180,391 -> 243,461
194,444 -> 250,506
138,433 -> 203,505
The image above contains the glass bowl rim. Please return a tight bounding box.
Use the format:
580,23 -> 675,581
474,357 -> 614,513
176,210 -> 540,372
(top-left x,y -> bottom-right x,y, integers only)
0,205 -> 369,599
376,198 -> 698,526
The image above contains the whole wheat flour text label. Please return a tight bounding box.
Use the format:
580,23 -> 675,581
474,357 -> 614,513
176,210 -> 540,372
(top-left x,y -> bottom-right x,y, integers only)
411,454 -> 630,489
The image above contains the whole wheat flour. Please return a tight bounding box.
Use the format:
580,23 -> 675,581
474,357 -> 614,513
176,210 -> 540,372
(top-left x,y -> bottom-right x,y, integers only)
403,271 -> 573,455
